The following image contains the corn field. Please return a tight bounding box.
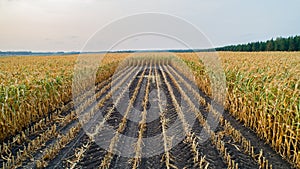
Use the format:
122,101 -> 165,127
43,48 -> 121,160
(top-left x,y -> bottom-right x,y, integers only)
0,52 -> 299,168
179,52 -> 300,168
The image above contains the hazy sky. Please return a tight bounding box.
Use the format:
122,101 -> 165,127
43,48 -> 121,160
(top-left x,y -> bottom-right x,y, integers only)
0,0 -> 299,51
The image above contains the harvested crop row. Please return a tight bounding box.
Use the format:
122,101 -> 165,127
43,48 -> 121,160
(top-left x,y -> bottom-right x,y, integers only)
154,66 -> 177,169
99,65 -> 148,168
131,60 -> 153,168
157,62 -> 212,168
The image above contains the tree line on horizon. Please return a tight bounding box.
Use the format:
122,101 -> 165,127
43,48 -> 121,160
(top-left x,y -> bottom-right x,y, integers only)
216,35 -> 300,51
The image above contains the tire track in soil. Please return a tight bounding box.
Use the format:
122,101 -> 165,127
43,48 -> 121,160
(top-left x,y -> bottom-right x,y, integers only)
157,68 -> 192,168
110,67 -> 153,168
191,120 -> 227,169
97,65 -> 148,168
161,66 -> 191,168
139,66 -> 164,169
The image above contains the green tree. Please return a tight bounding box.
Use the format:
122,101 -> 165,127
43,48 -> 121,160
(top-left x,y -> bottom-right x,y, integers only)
266,39 -> 274,51
288,37 -> 296,51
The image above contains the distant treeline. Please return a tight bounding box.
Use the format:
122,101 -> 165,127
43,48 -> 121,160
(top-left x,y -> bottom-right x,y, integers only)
0,51 -> 80,56
216,35 -> 300,51
107,49 -> 215,53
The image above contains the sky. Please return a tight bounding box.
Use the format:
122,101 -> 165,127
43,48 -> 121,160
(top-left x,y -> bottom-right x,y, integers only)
0,0 -> 299,52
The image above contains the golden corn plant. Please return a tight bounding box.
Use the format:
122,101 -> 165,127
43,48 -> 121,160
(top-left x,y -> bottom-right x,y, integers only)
0,54 -> 127,141
179,52 -> 300,167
